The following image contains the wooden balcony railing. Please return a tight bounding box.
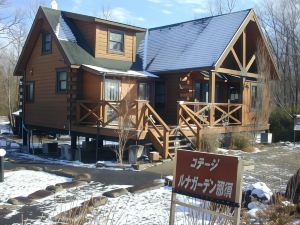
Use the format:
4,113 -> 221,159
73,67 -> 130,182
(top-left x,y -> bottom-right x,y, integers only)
75,100 -> 171,158
76,100 -> 149,130
178,102 -> 243,149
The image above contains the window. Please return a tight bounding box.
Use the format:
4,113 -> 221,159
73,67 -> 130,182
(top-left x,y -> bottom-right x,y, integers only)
251,85 -> 258,110
105,79 -> 120,101
42,32 -> 52,53
138,83 -> 151,101
56,70 -> 68,93
109,30 -> 124,53
25,82 -> 34,102
194,81 -> 209,103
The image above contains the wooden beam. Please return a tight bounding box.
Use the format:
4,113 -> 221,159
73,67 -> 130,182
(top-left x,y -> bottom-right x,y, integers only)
216,68 -> 259,78
246,54 -> 256,71
243,31 -> 246,68
209,71 -> 216,126
231,48 -> 243,70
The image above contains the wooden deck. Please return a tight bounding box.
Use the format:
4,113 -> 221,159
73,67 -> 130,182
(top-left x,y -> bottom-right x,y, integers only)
72,100 -> 269,158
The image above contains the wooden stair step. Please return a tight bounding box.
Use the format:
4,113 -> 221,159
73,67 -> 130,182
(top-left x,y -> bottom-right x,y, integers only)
169,144 -> 191,150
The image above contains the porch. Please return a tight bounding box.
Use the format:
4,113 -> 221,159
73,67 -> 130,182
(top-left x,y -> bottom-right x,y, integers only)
71,99 -> 267,159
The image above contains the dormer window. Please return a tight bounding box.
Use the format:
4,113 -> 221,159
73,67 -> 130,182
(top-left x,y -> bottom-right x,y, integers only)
42,32 -> 52,54
109,30 -> 124,53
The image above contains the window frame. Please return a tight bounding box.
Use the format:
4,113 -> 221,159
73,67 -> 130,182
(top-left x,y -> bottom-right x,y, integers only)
105,79 -> 121,101
42,32 -> 52,54
108,29 -> 125,54
25,81 -> 35,103
56,69 -> 69,94
138,82 -> 152,101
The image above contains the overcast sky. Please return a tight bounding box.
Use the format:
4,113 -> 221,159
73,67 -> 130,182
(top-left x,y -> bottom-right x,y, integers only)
10,0 -> 261,28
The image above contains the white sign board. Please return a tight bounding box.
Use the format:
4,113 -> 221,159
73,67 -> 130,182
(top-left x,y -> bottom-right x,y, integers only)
294,115 -> 300,131
0,149 -> 6,157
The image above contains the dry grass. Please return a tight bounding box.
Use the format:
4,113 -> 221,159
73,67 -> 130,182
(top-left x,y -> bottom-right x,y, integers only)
201,134 -> 220,153
230,133 -> 254,152
241,194 -> 300,225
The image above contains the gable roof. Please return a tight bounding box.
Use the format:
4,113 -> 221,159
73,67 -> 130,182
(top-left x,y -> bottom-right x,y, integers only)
15,7 -> 279,79
137,9 -> 251,73
14,7 -> 146,75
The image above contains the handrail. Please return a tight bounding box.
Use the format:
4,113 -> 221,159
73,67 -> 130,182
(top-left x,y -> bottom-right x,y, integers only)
145,102 -> 171,132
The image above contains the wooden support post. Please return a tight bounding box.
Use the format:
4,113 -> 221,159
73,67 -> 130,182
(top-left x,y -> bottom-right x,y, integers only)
136,100 -> 146,131
209,70 -> 216,126
163,130 -> 169,159
177,101 -> 183,127
22,128 -> 28,146
240,77 -> 246,126
71,135 -> 77,149
243,31 -> 246,68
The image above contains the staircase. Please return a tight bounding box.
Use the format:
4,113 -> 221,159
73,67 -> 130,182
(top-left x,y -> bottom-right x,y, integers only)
147,125 -> 194,159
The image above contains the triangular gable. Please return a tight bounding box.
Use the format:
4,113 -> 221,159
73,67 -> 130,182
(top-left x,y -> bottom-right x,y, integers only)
214,9 -> 280,80
14,7 -> 71,76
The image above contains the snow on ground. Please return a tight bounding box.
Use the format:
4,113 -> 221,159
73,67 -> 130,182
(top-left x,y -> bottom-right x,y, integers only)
0,170 -> 72,203
31,184 -> 216,225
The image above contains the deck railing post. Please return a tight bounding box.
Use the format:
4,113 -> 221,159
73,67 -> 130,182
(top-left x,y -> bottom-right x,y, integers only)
177,101 -> 184,127
136,100 -> 148,131
102,101 -> 107,125
163,129 -> 169,159
209,104 -> 215,127
209,70 -> 216,127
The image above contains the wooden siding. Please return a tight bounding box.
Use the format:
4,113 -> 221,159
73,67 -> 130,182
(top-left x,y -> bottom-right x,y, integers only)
73,19 -> 96,56
95,24 -> 136,62
24,22 -> 68,130
121,77 -> 138,100
82,71 -> 101,100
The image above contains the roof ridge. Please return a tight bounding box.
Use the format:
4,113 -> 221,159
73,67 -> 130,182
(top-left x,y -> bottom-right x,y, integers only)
149,9 -> 252,31
40,6 -> 146,31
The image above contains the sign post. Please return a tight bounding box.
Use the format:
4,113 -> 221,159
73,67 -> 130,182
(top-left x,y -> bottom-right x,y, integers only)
0,148 -> 6,182
169,150 -> 243,225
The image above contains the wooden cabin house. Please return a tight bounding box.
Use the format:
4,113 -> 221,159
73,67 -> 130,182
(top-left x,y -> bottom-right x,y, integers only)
14,7 -> 279,159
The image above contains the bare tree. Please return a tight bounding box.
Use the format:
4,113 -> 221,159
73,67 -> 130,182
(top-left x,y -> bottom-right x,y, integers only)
257,0 -> 300,117
208,0 -> 237,15
99,5 -> 113,20
26,0 -> 47,23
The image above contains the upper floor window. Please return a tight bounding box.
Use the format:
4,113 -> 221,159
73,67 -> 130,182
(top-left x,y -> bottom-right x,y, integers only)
109,30 -> 124,53
25,82 -> 34,103
56,70 -> 68,93
42,32 -> 52,54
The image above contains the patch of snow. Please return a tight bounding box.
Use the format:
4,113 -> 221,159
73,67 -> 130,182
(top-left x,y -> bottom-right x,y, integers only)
248,201 -> 266,210
247,208 -> 260,218
0,170 -> 72,203
247,182 -> 273,202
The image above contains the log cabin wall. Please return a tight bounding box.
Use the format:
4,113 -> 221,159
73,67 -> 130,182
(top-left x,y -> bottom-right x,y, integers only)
82,71 -> 102,100
24,22 -> 69,130
95,24 -> 136,62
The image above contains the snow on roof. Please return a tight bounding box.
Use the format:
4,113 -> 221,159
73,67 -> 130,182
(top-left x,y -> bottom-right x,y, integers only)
81,64 -> 158,78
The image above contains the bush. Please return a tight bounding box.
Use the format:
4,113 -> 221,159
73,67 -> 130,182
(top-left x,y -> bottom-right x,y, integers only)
230,133 -> 254,152
269,106 -> 300,142
201,134 -> 220,152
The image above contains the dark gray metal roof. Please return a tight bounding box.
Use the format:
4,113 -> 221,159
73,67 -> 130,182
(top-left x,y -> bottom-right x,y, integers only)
137,9 -> 251,73
41,7 -> 250,74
